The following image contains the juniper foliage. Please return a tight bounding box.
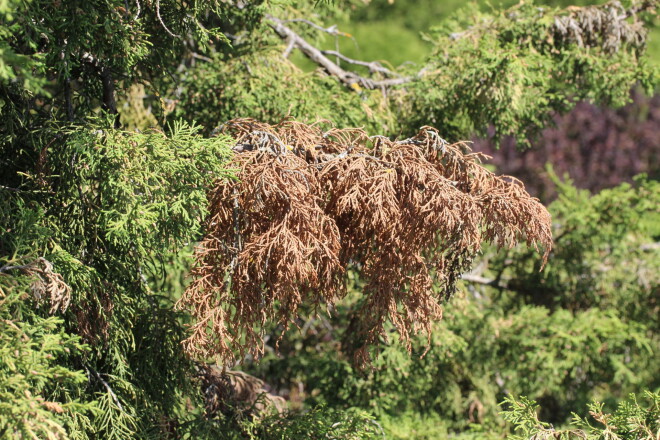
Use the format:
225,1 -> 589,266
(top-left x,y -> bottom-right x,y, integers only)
173,1 -> 656,144
1,124 -> 234,438
410,1 -> 657,144
1,0 -> 658,438
503,392 -> 660,440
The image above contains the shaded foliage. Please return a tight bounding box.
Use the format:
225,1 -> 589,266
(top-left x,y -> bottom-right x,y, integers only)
0,278 -> 93,439
0,124 -> 234,438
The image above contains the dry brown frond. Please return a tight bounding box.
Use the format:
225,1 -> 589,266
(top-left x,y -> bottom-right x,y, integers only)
42,401 -> 65,414
552,1 -> 650,53
199,365 -> 285,419
73,284 -> 114,343
23,257 -> 72,314
177,119 -> 553,367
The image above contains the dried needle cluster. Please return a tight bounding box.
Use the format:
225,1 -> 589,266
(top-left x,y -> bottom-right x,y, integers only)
177,119 -> 552,366
199,365 -> 285,419
14,257 -> 72,315
552,1 -> 650,53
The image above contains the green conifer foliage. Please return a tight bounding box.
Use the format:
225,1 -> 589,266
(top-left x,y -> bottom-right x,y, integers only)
172,1 -> 656,144
1,124 -> 234,437
173,50 -> 398,135
0,277 -> 93,439
1,0 -> 658,437
503,392 -> 660,439
409,1 -> 657,144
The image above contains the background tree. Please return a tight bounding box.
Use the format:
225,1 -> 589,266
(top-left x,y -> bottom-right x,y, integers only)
1,0 -> 658,438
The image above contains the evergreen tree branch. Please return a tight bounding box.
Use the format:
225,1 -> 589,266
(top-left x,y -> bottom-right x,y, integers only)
80,52 -> 120,127
282,18 -> 352,38
320,50 -> 401,77
266,15 -> 414,90
0,264 -> 32,273
155,0 -> 180,38
86,365 -> 125,413
460,274 -> 506,288
0,185 -> 25,193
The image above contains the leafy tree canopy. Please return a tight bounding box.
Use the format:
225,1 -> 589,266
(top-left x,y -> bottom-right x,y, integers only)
0,0 -> 658,438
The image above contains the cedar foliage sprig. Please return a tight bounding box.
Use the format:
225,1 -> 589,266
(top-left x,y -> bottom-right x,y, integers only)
0,121 -> 235,438
0,276 -> 93,438
178,119 -> 553,366
172,1 -> 656,146
503,392 -> 660,440
405,0 -> 657,144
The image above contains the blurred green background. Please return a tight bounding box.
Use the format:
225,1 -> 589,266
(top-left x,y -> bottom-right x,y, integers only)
291,0 -> 659,71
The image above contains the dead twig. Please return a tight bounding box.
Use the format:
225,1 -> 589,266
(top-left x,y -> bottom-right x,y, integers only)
0,257 -> 72,314
283,18 -> 352,38
321,50 -> 400,77
155,0 -> 180,38
86,366 -> 125,413
266,15 -> 413,90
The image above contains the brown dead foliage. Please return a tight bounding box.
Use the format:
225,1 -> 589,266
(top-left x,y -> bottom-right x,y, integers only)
552,1 -> 650,53
177,119 -> 552,366
199,365 -> 285,419
23,257 -> 71,315
41,400 -> 65,414
73,284 -> 114,343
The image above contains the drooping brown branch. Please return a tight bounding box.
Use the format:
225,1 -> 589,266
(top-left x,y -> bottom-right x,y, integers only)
176,119 -> 552,367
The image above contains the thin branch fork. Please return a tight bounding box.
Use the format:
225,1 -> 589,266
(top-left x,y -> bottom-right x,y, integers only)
0,263 -> 33,274
282,18 -> 352,38
266,14 -> 414,90
0,257 -> 54,274
0,185 -> 25,193
320,50 -> 400,77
